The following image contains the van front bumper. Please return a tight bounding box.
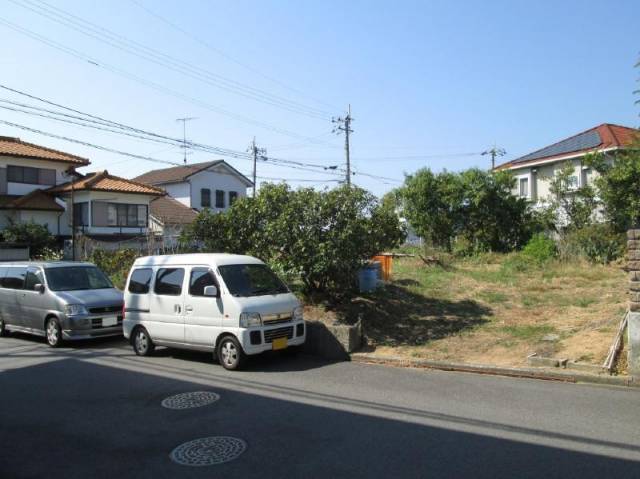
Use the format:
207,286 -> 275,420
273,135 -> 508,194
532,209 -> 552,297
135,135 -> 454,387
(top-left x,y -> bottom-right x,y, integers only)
240,320 -> 306,355
62,325 -> 123,340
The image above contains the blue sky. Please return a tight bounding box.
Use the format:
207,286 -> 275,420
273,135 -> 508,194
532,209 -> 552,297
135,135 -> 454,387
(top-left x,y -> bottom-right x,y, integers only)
1,0 -> 639,195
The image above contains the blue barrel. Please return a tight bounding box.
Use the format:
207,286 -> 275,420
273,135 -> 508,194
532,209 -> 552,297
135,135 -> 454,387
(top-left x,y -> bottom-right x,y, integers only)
358,266 -> 379,293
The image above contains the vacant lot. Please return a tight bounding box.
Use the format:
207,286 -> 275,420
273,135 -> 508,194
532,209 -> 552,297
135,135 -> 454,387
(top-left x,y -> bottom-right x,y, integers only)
307,253 -> 627,368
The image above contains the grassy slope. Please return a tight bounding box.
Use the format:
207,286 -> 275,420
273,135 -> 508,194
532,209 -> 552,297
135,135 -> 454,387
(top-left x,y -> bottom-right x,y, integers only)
306,253 -> 626,367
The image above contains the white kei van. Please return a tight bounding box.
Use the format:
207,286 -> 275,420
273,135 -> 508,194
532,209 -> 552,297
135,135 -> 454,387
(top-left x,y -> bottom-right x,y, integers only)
123,253 -> 305,370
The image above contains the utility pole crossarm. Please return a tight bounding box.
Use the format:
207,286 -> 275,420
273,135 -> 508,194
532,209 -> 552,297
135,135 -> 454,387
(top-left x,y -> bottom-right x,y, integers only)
482,146 -> 506,170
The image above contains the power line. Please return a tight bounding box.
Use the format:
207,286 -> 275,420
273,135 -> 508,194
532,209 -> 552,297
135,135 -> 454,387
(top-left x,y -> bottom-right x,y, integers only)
0,86 -> 401,183
128,0 -> 340,113
10,0 -> 332,120
0,17 -> 334,144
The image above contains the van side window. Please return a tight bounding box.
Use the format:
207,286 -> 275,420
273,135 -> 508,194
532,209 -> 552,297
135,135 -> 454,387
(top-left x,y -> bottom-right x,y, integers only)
189,268 -> 218,296
129,268 -> 153,294
154,268 -> 184,296
24,268 -> 43,291
4,267 -> 26,289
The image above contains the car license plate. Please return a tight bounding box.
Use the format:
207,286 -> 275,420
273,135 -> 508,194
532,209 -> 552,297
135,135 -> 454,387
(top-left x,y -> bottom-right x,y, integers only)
272,337 -> 288,350
102,316 -> 117,327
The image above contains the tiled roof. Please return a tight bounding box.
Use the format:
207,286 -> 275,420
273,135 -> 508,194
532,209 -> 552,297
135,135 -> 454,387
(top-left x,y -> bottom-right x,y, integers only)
0,190 -> 64,211
149,195 -> 198,225
48,170 -> 164,195
134,160 -> 253,186
496,123 -> 639,170
0,136 -> 90,165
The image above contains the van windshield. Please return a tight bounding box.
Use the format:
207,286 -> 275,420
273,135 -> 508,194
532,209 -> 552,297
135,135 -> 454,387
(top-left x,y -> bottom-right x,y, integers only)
45,266 -> 114,291
218,264 -> 289,297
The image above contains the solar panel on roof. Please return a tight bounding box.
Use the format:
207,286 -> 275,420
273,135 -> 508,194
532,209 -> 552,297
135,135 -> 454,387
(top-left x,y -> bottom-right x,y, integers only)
513,130 -> 602,164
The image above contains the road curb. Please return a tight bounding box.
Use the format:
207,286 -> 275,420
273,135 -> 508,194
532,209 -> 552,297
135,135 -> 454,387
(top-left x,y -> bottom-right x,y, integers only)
350,352 -> 639,388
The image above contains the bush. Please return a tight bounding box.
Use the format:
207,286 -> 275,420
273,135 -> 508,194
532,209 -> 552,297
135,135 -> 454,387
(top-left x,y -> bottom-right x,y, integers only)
1,221 -> 55,259
560,224 -> 625,264
521,233 -> 557,264
89,248 -> 138,289
183,184 -> 405,297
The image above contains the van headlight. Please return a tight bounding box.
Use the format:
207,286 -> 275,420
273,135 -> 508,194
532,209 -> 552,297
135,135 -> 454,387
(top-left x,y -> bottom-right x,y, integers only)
65,304 -> 88,316
239,312 -> 262,328
293,306 -> 303,321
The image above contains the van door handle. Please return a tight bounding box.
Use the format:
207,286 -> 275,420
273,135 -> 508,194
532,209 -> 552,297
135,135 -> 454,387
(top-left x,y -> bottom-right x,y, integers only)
174,304 -> 182,314
185,305 -> 193,313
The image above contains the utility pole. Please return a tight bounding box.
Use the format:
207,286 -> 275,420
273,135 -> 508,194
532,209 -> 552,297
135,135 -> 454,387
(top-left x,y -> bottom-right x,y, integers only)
482,145 -> 506,170
248,138 -> 267,198
176,117 -> 198,164
333,104 -> 354,185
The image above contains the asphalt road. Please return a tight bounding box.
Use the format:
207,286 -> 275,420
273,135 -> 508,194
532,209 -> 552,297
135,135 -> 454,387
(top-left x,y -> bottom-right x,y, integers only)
1,333 -> 639,479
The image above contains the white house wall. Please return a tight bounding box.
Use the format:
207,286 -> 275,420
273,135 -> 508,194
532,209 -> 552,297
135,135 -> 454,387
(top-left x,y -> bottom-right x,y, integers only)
162,182 -> 191,207
189,168 -> 248,211
0,156 -> 76,195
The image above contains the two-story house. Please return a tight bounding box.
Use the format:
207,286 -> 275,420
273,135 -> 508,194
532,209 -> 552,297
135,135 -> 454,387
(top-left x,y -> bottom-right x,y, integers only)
0,136 -> 163,243
133,160 -> 253,212
495,123 -> 639,205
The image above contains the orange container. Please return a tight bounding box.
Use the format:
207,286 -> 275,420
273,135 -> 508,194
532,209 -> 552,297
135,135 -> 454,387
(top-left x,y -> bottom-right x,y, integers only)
372,254 -> 393,281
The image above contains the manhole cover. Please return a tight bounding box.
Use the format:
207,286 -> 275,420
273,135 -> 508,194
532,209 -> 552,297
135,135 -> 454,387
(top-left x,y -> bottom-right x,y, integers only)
161,391 -> 220,410
170,436 -> 247,466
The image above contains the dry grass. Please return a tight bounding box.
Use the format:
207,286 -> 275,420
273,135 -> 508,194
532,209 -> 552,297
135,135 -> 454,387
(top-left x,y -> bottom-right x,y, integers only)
305,253 -> 627,368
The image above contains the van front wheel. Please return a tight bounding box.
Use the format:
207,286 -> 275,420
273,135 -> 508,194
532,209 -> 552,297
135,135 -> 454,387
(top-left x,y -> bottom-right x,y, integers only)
217,336 -> 246,371
46,318 -> 62,348
133,327 -> 155,356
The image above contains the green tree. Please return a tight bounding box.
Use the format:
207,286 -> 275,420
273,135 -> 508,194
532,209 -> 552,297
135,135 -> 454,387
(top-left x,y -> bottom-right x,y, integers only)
540,161 -> 598,232
399,169 -> 464,250
182,184 -> 405,296
584,145 -> 640,231
2,221 -> 55,258
399,168 -> 534,252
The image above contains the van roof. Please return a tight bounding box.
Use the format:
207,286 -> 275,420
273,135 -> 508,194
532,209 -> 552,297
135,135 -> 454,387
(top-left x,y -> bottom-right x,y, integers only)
0,261 -> 95,268
132,253 -> 264,267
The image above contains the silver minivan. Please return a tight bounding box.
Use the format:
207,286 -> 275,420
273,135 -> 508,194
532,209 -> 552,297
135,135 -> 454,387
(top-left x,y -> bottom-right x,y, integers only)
0,261 -> 124,347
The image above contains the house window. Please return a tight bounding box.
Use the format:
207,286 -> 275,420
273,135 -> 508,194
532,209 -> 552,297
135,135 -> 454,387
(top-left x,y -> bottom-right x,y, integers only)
215,190 -> 225,208
229,191 -> 238,205
92,202 -> 148,227
581,168 -> 592,187
201,188 -> 211,207
73,202 -> 89,226
7,165 -> 56,185
519,178 -> 529,198
565,175 -> 579,190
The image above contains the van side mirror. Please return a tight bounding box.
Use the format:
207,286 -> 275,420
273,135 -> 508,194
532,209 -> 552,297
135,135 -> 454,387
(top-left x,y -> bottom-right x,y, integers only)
34,283 -> 45,294
203,285 -> 218,297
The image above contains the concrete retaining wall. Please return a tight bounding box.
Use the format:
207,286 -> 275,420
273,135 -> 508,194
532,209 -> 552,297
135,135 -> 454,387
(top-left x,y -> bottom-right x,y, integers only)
301,319 -> 362,361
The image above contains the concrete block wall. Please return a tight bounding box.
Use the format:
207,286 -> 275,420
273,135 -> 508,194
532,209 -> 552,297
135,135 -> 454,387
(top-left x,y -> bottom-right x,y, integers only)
627,230 -> 640,377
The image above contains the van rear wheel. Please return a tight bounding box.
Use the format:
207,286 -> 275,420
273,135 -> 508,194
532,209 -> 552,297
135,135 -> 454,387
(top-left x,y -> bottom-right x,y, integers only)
132,327 -> 155,356
217,336 -> 246,371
